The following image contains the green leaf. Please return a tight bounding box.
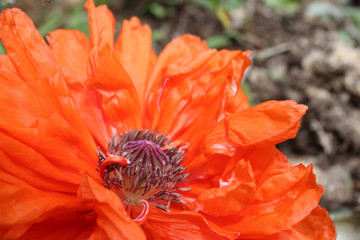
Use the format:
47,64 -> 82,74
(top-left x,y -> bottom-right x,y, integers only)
221,0 -> 242,10
193,0 -> 217,10
263,0 -> 300,14
0,41 -> 6,54
339,6 -> 360,33
0,0 -> 13,10
148,2 -> 167,19
242,82 -> 253,106
152,28 -> 166,43
66,7 -> 90,36
94,0 -> 110,6
38,13 -> 63,37
304,2 -> 340,20
206,34 -> 231,49
336,30 -> 356,47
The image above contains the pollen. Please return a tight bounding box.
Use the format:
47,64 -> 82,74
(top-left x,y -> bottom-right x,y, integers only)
97,130 -> 189,216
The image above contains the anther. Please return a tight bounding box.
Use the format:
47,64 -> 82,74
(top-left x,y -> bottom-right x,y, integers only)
97,130 -> 190,217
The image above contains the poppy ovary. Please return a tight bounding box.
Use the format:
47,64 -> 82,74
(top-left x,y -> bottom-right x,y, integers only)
97,130 -> 189,220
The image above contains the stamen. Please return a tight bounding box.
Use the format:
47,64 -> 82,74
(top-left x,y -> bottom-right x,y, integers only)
99,156 -> 130,184
97,130 -> 189,218
133,199 -> 149,224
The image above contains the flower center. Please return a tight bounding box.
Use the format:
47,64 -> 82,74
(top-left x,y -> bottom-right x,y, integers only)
97,130 -> 189,217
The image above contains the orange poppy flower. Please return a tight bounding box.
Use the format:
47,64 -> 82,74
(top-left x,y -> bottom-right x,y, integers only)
0,0 -> 336,239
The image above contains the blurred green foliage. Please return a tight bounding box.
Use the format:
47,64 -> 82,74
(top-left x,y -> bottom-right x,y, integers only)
242,82 -> 253,106
305,2 -> 360,46
94,0 -> 110,5
0,0 -> 14,10
148,2 -> 168,19
263,0 -> 301,14
65,5 -> 90,35
193,0 -> 242,29
2,0 -> 360,54
206,29 -> 243,49
39,2 -> 89,37
0,41 -> 5,54
206,34 -> 231,49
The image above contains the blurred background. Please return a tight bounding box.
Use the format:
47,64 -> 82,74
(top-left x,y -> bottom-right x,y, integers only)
1,0 -> 359,238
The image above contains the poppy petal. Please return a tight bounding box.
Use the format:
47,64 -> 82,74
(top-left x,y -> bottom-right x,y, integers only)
0,179 -> 85,239
46,29 -> 90,87
146,36 -> 216,133
0,54 -> 16,73
0,63 -> 98,189
144,208 -> 238,240
0,10 -> 87,158
244,145 -> 288,184
290,206 -> 336,240
0,8 -> 97,157
86,43 -> 142,130
146,34 -> 216,97
12,219 -> 93,240
260,206 -> 336,240
217,50 -> 252,120
69,89 -> 112,149
0,8 -> 69,100
46,29 -> 111,148
85,0 -> 115,48
85,1 -> 142,131
206,100 -> 307,157
194,159 -> 256,217
210,164 -> 323,238
146,42 -> 251,171
78,174 -> 146,240
115,17 -> 155,101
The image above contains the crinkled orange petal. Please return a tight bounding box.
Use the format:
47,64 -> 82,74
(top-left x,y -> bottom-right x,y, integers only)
206,100 -> 307,157
145,35 -> 216,134
243,145 -> 288,184
146,42 -> 251,174
0,8 -> 97,162
0,9 -> 99,234
291,206 -> 336,240
70,89 -> 112,149
203,100 -> 304,181
208,164 -> 323,238
86,42 -> 142,131
87,45 -> 141,132
166,50 -> 249,140
146,34 -> 216,98
0,54 -> 16,73
78,174 -> 146,240
217,50 -> 252,119
0,8 -> 69,102
143,208 -> 238,240
13,218 -> 94,240
0,137 -> 82,192
0,60 -> 98,188
85,0 -> 130,91
46,29 -> 112,149
194,159 -> 256,217
146,35 -> 215,132
0,179 -> 89,239
85,0 -> 142,131
85,0 -> 115,48
115,17 -> 155,102
46,29 -> 90,87
260,206 -> 336,240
